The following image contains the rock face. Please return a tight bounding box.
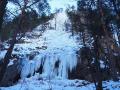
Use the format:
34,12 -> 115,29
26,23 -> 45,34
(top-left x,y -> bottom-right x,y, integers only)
68,47 -> 111,82
68,60 -> 93,81
68,47 -> 92,81
0,60 -> 21,87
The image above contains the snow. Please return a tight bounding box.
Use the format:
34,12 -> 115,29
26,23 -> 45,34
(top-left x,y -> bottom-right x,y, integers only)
7,60 -> 14,66
0,51 -> 7,60
1,74 -> 120,90
0,74 -> 93,90
100,60 -> 105,69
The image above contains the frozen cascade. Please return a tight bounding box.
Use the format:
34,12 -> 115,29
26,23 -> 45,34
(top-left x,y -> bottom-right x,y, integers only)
14,12 -> 79,79
20,49 -> 78,79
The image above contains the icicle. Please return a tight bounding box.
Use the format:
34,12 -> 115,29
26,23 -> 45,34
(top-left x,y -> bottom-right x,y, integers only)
18,11 -> 79,79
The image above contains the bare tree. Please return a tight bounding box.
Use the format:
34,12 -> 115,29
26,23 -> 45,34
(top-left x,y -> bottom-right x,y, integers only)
0,0 -> 50,86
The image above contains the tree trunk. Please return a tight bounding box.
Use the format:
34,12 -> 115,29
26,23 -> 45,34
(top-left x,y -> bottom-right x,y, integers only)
97,0 -> 118,81
0,0 -> 8,33
82,32 -> 86,47
94,36 -> 103,90
0,36 -> 16,85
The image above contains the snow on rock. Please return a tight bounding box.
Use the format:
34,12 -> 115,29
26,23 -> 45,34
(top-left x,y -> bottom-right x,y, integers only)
0,51 -> 7,60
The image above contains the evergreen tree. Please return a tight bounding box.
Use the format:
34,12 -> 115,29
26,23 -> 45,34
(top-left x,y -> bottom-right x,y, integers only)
67,0 -> 120,90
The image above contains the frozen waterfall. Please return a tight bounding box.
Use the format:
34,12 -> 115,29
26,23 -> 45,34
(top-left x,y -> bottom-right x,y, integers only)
13,12 -> 79,79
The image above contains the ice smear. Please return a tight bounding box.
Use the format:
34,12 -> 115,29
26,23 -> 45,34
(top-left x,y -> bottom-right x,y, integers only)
18,12 -> 79,79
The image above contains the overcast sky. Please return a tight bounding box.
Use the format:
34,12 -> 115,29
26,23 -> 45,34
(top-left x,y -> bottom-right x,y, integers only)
49,0 -> 77,12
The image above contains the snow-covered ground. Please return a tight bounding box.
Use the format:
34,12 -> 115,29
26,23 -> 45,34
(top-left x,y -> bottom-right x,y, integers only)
0,74 -> 93,90
1,74 -> 120,90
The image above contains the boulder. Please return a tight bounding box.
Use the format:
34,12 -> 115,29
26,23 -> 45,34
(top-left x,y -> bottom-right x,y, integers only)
0,60 -> 21,87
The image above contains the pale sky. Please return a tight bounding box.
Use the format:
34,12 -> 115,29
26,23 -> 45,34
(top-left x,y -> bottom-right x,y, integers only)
49,0 -> 77,12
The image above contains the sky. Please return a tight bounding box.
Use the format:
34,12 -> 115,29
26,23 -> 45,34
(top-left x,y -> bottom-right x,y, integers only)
49,0 -> 77,12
